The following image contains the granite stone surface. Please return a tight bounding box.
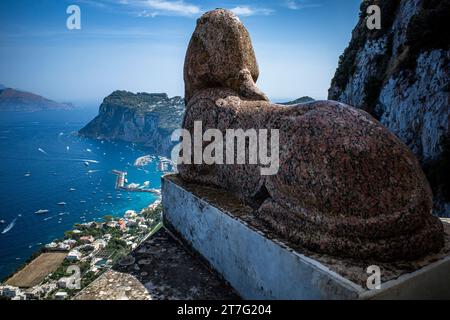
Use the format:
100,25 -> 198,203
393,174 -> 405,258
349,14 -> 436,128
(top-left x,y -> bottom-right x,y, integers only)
179,9 -> 444,262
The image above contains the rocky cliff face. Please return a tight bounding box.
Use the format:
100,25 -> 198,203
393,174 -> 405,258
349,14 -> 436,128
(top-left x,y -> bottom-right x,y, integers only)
329,0 -> 449,215
79,91 -> 184,156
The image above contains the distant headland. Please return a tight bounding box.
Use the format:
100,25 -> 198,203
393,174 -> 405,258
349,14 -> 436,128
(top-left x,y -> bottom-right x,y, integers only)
0,84 -> 74,112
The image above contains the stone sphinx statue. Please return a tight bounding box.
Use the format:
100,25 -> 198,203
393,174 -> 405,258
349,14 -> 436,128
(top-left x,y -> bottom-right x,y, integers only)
178,9 -> 444,261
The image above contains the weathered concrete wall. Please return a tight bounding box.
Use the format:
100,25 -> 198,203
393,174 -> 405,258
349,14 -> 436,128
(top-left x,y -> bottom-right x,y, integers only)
162,176 -> 363,300
162,176 -> 450,300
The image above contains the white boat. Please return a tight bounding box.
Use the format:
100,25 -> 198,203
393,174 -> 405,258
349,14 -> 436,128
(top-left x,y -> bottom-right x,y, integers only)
58,202 -> 67,206
84,161 -> 90,167
69,188 -> 76,192
35,209 -> 50,215
0,220 -> 5,224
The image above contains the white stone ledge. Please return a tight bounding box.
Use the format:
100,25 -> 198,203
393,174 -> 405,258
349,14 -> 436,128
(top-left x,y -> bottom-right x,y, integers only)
162,175 -> 450,300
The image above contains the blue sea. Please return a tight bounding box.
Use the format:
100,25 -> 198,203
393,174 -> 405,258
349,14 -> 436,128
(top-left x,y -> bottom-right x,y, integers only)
0,110 -> 165,280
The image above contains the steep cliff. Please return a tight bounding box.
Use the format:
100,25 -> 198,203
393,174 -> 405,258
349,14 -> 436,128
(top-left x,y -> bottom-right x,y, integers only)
79,91 -> 184,155
329,0 -> 449,215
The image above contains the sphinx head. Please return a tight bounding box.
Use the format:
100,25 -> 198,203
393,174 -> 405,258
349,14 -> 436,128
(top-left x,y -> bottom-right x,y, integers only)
184,9 -> 269,105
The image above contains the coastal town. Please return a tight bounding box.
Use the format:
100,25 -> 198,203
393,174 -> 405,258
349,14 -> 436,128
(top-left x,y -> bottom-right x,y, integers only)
0,200 -> 163,300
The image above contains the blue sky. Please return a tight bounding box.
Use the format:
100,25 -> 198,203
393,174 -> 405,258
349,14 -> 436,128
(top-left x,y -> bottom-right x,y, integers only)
0,0 -> 361,107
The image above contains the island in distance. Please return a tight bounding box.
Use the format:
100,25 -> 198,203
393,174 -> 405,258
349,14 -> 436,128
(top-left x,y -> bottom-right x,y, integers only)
279,96 -> 314,105
0,84 -> 74,112
79,91 -> 185,156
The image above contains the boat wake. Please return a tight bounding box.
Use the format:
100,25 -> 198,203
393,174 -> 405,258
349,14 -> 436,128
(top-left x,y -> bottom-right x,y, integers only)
1,217 -> 17,234
73,159 -> 100,164
44,212 -> 70,221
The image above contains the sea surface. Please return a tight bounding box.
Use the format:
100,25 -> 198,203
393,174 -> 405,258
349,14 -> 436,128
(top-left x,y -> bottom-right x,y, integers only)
0,110 -> 166,280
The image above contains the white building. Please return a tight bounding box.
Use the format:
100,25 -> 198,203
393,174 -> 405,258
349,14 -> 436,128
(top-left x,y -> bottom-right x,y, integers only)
63,239 -> 77,247
79,236 -> 95,244
54,291 -> 68,300
11,293 -> 27,300
0,286 -> 21,299
58,243 -> 71,251
138,223 -> 149,230
124,210 -> 138,219
45,242 -> 58,250
106,221 -> 118,228
82,222 -> 95,228
66,249 -> 82,261
93,239 -> 107,250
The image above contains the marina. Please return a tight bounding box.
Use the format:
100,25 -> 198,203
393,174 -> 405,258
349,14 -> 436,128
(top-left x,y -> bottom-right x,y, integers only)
112,170 -> 161,195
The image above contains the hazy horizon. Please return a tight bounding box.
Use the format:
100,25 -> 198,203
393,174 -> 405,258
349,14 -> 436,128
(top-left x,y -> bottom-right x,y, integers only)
0,0 -> 361,107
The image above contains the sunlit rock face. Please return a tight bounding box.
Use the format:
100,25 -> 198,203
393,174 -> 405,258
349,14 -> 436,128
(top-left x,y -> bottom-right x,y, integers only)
328,0 -> 450,216
178,8 -> 444,261
79,91 -> 185,155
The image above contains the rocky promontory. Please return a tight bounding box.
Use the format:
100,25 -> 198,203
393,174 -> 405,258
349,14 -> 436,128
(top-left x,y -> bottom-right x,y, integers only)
79,91 -> 185,155
279,96 -> 314,105
0,86 -> 74,112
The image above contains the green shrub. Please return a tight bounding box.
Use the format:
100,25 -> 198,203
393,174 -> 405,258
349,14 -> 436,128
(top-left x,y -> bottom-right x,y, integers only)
330,0 -> 401,95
